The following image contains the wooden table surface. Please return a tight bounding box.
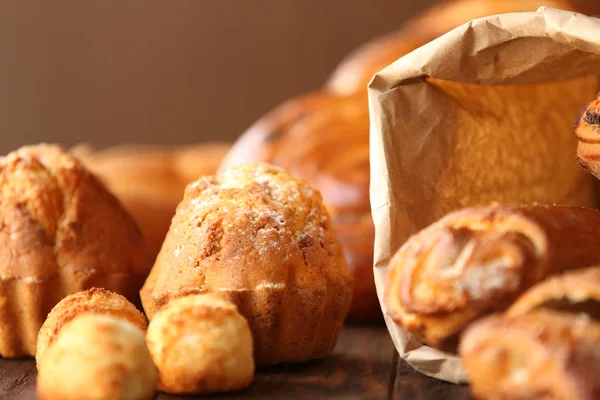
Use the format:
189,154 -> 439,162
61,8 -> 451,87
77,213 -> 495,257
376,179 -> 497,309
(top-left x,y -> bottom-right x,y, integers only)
0,324 -> 471,400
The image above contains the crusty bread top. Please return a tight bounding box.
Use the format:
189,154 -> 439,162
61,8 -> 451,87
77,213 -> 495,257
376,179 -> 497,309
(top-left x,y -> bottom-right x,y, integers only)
76,143 -> 231,204
0,144 -> 148,280
146,163 -> 352,297
220,92 -> 369,220
325,0 -> 591,96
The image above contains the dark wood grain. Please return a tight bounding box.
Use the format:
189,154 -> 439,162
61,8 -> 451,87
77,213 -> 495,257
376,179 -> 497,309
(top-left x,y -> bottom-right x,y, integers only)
0,325 -> 472,400
393,356 -> 472,400
0,359 -> 37,400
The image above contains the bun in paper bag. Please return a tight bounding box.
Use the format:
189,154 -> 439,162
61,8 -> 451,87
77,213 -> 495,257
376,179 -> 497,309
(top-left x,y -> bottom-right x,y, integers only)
326,0 -> 600,95
368,8 -> 600,383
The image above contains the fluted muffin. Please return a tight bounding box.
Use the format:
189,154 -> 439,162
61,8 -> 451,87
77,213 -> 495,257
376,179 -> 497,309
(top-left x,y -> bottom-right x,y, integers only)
36,288 -> 147,364
75,142 -> 230,260
37,314 -> 157,400
0,144 -> 149,357
141,163 -> 353,365
219,92 -> 377,322
146,294 -> 254,394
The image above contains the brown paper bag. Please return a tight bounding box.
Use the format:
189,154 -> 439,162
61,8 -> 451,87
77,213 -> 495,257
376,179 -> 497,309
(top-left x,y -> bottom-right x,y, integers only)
368,7 -> 600,383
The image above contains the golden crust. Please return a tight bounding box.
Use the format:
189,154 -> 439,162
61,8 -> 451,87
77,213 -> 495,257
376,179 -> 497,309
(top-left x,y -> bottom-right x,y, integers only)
508,266 -> 600,318
146,294 -> 254,394
386,205 -> 600,351
141,163 -> 353,365
460,310 -> 600,400
0,144 -> 149,357
576,94 -> 600,180
75,142 -> 231,259
220,92 -> 377,322
36,314 -> 157,400
325,0 -> 594,95
36,288 -> 147,364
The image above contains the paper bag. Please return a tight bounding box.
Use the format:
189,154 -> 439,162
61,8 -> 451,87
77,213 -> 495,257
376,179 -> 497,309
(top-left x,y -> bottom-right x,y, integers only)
368,7 -> 600,383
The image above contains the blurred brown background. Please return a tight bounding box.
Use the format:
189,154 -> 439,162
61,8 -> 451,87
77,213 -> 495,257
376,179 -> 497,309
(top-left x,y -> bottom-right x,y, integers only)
0,0 -> 437,153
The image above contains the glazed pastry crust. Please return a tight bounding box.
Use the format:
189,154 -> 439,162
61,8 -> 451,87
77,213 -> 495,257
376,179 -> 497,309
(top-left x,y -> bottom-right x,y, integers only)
508,266 -> 600,318
460,310 -> 600,400
220,92 -> 377,321
37,314 -> 157,400
385,205 -> 600,351
146,294 -> 254,394
0,144 -> 149,357
141,163 -> 353,365
36,288 -> 147,364
576,94 -> 600,179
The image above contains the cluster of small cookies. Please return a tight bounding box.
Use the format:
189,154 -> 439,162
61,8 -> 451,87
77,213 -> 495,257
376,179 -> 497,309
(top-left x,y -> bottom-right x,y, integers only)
36,288 -> 254,399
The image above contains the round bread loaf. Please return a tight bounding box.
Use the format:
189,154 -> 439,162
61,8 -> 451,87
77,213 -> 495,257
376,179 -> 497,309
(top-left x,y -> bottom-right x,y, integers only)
220,92 -> 378,322
141,163 -> 353,365
146,294 -> 254,394
0,144 -> 149,357
75,143 -> 230,261
326,0 -> 599,95
36,314 -> 157,400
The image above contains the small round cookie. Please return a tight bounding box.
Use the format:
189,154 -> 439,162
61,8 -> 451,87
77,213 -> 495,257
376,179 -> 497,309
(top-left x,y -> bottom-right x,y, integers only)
36,288 -> 147,363
146,294 -> 254,394
36,314 -> 158,400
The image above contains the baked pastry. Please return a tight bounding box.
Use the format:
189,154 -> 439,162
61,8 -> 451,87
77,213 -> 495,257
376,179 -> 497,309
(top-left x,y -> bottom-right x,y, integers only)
37,314 -> 157,400
576,93 -> 600,179
508,266 -> 600,318
460,310 -> 600,400
75,142 -> 230,259
220,92 -> 377,322
36,288 -> 147,363
326,0 -> 599,95
461,267 -> 600,399
385,205 -> 600,351
141,163 -> 353,365
0,144 -> 149,357
146,294 -> 254,394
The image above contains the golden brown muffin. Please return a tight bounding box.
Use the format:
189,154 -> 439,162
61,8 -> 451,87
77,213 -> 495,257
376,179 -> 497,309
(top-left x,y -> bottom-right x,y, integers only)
141,163 -> 353,365
36,288 -> 147,363
0,144 -> 149,357
75,142 -> 230,260
146,294 -> 254,394
220,92 -> 377,322
326,0 -> 600,95
37,314 -> 157,400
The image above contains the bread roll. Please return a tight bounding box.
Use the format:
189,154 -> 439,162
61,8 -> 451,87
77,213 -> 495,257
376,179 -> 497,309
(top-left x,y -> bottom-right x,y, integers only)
386,205 -> 600,351
37,314 -> 157,400
220,92 -> 378,322
141,163 -> 353,365
146,294 -> 254,394
461,266 -> 600,399
76,143 -> 230,260
0,144 -> 149,357
326,0 -> 600,95
460,310 -> 600,400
